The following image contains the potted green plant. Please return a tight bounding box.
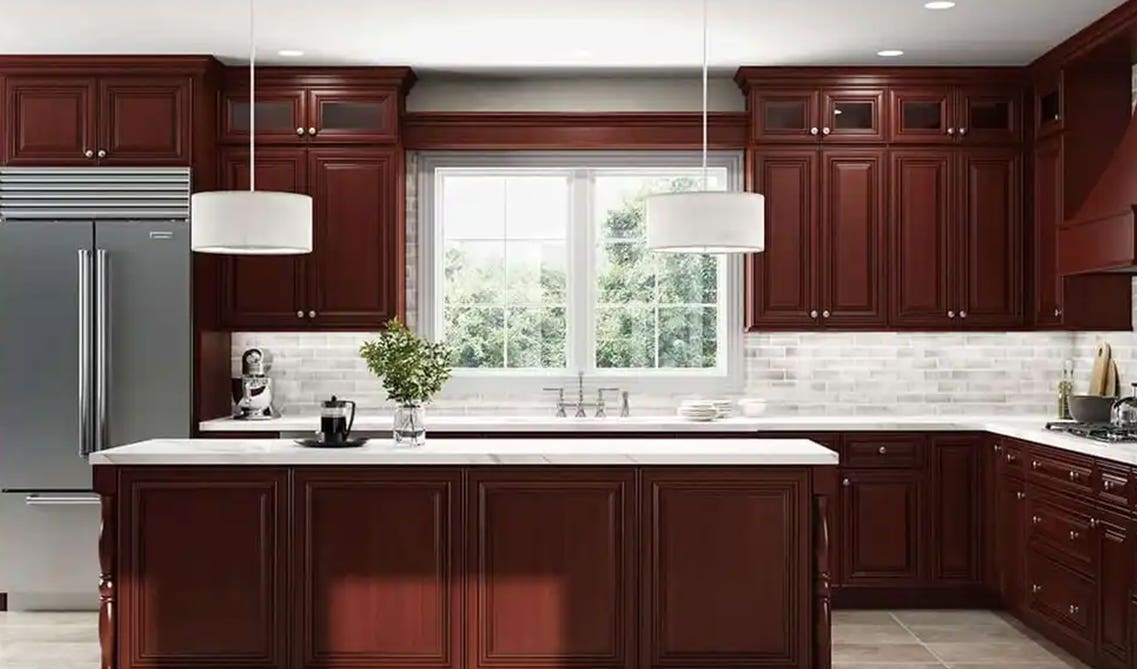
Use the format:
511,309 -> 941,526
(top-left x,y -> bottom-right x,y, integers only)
360,319 -> 452,446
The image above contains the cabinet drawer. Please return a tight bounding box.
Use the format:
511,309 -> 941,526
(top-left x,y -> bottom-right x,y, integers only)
1026,492 -> 1094,571
994,439 -> 1025,477
843,434 -> 923,468
1027,448 -> 1092,495
1097,464 -> 1130,510
1026,548 -> 1095,649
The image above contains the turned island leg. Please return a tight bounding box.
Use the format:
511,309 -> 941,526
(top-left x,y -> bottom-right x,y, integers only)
814,495 -> 832,669
95,469 -> 117,669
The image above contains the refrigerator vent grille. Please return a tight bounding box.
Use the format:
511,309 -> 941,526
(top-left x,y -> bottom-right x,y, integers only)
0,168 -> 191,220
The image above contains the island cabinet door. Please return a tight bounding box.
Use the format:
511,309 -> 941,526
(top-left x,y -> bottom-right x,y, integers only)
467,468 -> 636,669
294,469 -> 462,669
641,468 -> 811,669
116,468 -> 289,669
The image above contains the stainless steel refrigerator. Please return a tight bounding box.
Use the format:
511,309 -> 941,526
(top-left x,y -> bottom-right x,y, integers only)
0,168 -> 192,609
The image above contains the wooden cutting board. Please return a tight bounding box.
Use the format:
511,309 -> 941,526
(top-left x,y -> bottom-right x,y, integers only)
1089,343 -> 1112,395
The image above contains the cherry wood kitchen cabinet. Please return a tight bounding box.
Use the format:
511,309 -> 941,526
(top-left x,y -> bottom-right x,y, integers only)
1031,133 -> 1131,330
217,146 -> 403,330
890,147 -> 1022,329
218,147 -> 309,329
469,469 -> 636,669
114,468 -> 290,669
749,87 -> 885,143
307,148 -> 401,328
747,147 -> 886,330
1094,509 -> 1129,669
641,468 -> 812,668
890,85 -> 1019,145
294,469 -> 462,669
840,468 -> 922,587
995,458 -> 1028,614
929,436 -> 981,585
4,74 -> 191,165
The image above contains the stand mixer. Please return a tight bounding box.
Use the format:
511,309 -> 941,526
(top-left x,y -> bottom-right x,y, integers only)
233,348 -> 276,420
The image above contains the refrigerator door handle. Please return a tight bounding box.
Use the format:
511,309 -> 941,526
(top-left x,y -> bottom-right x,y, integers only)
94,248 -> 108,453
24,494 -> 101,506
77,249 -> 92,457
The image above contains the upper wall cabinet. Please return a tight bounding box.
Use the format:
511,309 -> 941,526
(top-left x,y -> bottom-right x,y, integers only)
4,74 -> 191,165
218,68 -> 413,145
751,88 -> 885,143
890,86 -> 1019,145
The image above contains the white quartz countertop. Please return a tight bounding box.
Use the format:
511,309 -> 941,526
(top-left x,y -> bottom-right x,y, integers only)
196,414 -> 1137,466
88,437 -> 839,466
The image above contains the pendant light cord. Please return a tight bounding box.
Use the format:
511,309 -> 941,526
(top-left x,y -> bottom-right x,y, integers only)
701,0 -> 708,189
249,0 -> 256,192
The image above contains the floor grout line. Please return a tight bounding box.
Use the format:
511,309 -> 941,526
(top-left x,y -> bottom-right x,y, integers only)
887,611 -> 952,669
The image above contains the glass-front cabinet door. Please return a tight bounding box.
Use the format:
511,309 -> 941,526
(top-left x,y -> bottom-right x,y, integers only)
750,90 -> 819,143
889,88 -> 954,144
308,90 -> 399,143
822,89 -> 885,142
958,87 -> 1019,144
220,89 -> 307,143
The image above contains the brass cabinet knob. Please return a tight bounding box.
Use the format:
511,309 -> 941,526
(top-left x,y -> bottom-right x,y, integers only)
1068,530 -> 1079,541
1103,480 -> 1116,491
822,127 -> 832,135
308,310 -> 317,318
84,149 -> 94,158
1006,453 -> 1017,463
878,446 -> 887,455
822,310 -> 831,318
1032,515 -> 1041,525
947,127 -> 956,135
810,310 -> 819,319
296,127 -> 306,135
1031,460 -> 1040,470
960,310 -> 968,319
842,478 -> 850,487
296,310 -> 304,318
1016,491 -> 1026,500
1089,518 -> 1098,529
1031,584 -> 1041,594
1054,307 -> 1063,317
96,149 -> 107,158
810,127 -> 819,135
1068,471 -> 1079,482
959,127 -> 968,135
308,127 -> 317,135
1069,604 -> 1080,615
993,443 -> 1002,452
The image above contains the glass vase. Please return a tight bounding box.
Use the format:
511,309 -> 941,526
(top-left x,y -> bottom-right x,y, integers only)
393,402 -> 426,447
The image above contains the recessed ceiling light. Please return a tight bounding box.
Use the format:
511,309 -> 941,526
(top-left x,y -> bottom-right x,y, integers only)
877,49 -> 905,57
924,1 -> 956,8
277,49 -> 304,57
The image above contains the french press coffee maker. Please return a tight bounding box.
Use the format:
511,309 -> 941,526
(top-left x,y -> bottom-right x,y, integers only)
319,396 -> 356,444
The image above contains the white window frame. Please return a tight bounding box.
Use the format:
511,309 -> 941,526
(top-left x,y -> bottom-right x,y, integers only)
417,151 -> 745,396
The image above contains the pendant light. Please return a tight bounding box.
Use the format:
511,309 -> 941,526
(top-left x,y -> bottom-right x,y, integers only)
645,0 -> 764,254
191,0 -> 312,255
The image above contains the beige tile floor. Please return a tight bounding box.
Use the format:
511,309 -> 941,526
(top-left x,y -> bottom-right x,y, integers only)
0,609 -> 1090,668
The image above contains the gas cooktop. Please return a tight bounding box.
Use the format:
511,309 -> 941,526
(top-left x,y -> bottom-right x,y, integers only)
1046,421 -> 1137,443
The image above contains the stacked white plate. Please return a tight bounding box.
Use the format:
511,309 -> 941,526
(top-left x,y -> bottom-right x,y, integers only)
677,400 -> 720,422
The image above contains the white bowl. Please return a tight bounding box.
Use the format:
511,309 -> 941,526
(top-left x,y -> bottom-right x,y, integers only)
737,398 -> 768,417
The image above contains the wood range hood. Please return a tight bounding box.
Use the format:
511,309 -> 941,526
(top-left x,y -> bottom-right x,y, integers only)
1058,104 -> 1137,275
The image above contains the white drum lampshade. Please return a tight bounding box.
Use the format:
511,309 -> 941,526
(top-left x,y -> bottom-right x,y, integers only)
191,190 -> 313,255
645,191 -> 765,253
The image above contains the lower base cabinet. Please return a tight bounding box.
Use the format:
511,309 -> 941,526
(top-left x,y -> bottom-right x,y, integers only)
1096,510 -> 1129,669
840,469 -> 921,587
101,465 -> 827,669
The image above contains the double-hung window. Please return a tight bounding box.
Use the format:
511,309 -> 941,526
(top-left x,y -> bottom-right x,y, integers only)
418,152 -> 744,394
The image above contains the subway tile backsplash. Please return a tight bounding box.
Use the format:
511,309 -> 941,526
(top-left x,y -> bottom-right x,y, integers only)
230,151 -> 1137,417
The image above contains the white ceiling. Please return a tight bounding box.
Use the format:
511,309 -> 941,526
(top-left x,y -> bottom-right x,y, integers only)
0,0 -> 1127,72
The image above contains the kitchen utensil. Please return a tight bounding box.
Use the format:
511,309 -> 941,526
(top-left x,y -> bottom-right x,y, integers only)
1106,360 -> 1120,397
1089,343 -> 1111,395
1113,383 -> 1137,427
1069,395 -> 1115,423
235,348 -> 275,420
319,396 -> 356,444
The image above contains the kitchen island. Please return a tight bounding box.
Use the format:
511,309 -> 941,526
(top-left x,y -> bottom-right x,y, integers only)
90,438 -> 838,669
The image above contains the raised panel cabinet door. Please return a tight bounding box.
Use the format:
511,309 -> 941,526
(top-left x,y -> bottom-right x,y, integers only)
958,148 -> 1022,328
889,88 -> 954,144
957,86 -> 1021,145
468,469 -> 635,669
218,147 -> 309,329
818,149 -> 887,328
841,469 -> 921,586
929,437 -> 980,585
750,89 -> 820,143
309,89 -> 399,143
3,77 -> 97,165
1033,136 -> 1064,327
746,149 -> 819,330
221,88 -> 308,143
98,77 -> 191,165
996,474 -> 1027,613
821,89 -> 886,143
117,468 -> 289,669
889,150 -> 956,328
642,468 -> 810,669
307,148 -> 401,327
295,469 -> 461,669
1096,511 -> 1129,669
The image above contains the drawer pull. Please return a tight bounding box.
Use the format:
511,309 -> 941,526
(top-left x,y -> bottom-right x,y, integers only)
1031,584 -> 1042,594
1068,530 -> 1079,541
1031,460 -> 1040,470
842,478 -> 850,487
1006,453 -> 1017,463
1068,604 -> 1080,615
1103,480 -> 1117,491
994,443 -> 1002,452
1032,515 -> 1041,525
1068,470 -> 1079,482
878,446 -> 887,455
1016,491 -> 1026,500
1089,518 -> 1098,529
